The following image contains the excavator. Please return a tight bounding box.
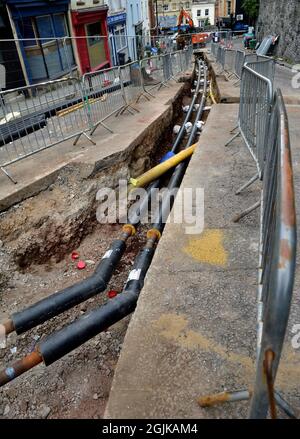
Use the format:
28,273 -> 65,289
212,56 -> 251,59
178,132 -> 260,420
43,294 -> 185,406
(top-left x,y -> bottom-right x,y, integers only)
177,8 -> 195,29
176,8 -> 209,49
176,8 -> 195,49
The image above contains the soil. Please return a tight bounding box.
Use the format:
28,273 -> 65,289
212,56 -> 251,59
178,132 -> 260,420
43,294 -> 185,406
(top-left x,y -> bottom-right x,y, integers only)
0,222 -> 147,419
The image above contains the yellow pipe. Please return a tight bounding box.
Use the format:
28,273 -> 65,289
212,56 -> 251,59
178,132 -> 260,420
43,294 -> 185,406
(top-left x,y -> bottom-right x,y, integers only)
129,143 -> 197,190
209,81 -> 217,105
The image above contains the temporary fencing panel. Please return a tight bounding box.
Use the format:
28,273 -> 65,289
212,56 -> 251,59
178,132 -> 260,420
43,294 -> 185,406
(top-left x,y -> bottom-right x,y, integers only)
119,61 -> 150,110
0,77 -> 92,182
82,66 -> 126,135
239,64 -> 273,178
250,89 -> 297,418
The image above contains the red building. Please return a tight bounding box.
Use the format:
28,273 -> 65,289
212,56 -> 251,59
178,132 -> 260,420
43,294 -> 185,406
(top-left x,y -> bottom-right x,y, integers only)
70,2 -> 111,74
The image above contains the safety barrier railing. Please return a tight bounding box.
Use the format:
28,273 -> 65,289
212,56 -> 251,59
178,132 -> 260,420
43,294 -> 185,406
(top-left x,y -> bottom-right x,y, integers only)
211,41 -> 219,57
119,61 -> 151,112
239,65 -> 273,178
210,43 -> 275,85
0,46 -> 193,182
234,50 -> 258,81
82,65 -> 126,136
0,77 -> 94,183
225,64 -> 273,201
140,54 -> 167,96
199,89 -> 297,419
139,47 -> 192,97
245,57 -> 275,85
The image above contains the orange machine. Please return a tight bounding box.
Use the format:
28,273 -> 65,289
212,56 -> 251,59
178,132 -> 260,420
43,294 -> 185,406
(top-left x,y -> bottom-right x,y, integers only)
191,33 -> 210,46
177,8 -> 194,28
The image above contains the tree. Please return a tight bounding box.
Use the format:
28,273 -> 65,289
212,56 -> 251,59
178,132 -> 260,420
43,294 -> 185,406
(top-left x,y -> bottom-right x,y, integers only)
242,0 -> 260,21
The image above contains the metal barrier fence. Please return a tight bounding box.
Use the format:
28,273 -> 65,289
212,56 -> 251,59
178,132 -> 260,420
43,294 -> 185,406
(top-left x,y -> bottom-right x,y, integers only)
82,65 -> 127,136
210,43 -> 275,84
199,88 -> 297,419
238,65 -> 273,179
211,42 -> 219,57
140,55 -> 167,96
0,77 -> 94,183
119,61 -> 150,111
246,57 -> 275,85
0,46 -> 193,182
250,89 -> 297,418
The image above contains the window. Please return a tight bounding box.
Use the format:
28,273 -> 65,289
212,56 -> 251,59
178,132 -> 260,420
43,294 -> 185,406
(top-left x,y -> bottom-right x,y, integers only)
172,3 -> 177,10
197,9 -> 201,17
163,4 -> 169,11
227,1 -> 231,16
115,26 -> 127,52
53,14 -> 68,37
86,22 -> 101,46
85,21 -> 107,69
205,9 -> 209,16
35,15 -> 56,44
185,2 -> 190,8
18,17 -> 37,47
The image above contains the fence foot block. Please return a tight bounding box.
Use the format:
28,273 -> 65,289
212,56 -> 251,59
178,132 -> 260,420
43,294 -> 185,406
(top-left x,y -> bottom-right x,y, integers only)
225,131 -> 240,147
198,390 -> 250,408
233,200 -> 261,223
236,173 -> 260,195
1,166 -> 17,184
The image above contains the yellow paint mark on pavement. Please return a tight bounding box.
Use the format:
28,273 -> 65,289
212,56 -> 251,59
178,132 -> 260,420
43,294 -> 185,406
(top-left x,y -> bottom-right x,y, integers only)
153,313 -> 300,390
183,229 -> 228,267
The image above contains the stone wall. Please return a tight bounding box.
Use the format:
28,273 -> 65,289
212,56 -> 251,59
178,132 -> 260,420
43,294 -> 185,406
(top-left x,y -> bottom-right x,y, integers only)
256,0 -> 300,63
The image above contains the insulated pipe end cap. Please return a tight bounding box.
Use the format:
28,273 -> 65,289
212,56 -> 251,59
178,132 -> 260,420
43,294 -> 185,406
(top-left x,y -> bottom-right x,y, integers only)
123,224 -> 136,236
146,228 -> 161,241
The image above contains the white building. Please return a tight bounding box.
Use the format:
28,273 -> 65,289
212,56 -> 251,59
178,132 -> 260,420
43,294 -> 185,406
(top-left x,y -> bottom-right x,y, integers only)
107,0 -> 129,65
191,0 -> 216,28
126,0 -> 150,61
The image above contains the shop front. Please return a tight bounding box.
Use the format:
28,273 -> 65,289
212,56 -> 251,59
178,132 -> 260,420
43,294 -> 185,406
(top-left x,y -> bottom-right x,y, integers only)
70,3 -> 111,74
5,0 -> 76,85
107,12 -> 128,66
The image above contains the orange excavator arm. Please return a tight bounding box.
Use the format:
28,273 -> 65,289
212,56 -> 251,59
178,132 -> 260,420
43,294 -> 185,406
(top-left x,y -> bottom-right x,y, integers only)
178,8 -> 194,28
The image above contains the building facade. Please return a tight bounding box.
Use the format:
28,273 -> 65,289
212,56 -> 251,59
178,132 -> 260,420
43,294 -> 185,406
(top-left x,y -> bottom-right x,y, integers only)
191,0 -> 215,28
126,0 -> 150,60
4,0 -> 76,85
156,1 -> 192,29
215,0 -> 236,18
70,0 -> 110,74
107,0 -> 128,65
0,0 -> 25,90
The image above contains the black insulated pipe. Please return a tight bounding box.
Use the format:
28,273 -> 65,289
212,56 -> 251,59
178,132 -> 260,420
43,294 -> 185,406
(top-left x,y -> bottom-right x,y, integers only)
39,242 -> 156,365
11,236 -> 129,334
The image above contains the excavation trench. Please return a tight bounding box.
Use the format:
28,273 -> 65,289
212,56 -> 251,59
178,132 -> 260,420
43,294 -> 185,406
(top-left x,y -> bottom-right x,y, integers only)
0,61 -> 211,418
0,76 -> 195,272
